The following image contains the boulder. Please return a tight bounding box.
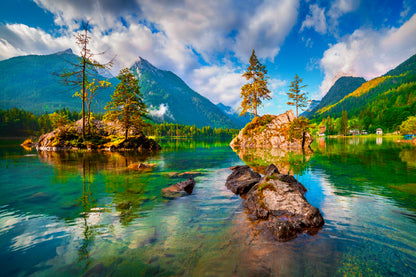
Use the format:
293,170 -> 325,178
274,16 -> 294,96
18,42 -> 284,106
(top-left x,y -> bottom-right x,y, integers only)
244,175 -> 324,241
230,110 -> 313,150
225,165 -> 261,195
161,178 -> 196,199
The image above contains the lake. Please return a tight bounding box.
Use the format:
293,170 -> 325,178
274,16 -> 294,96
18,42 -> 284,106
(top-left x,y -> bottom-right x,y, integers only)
1,137 -> 416,276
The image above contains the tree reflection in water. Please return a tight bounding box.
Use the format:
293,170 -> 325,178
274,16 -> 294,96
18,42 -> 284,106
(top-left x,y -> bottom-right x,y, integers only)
36,150 -> 155,271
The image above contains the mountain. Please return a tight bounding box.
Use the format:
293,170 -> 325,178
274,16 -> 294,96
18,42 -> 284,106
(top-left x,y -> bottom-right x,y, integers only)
131,57 -> 239,129
0,51 -> 240,129
306,76 -> 365,118
0,49 -> 113,113
216,103 -> 252,128
311,53 -> 416,131
300,99 -> 320,117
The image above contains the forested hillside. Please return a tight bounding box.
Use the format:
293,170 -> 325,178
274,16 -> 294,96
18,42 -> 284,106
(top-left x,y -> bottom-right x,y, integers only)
0,49 -> 113,113
132,57 -> 239,129
311,54 -> 416,132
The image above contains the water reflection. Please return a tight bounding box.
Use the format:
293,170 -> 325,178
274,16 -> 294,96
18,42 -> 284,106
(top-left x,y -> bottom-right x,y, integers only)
233,147 -> 313,175
1,138 -> 416,276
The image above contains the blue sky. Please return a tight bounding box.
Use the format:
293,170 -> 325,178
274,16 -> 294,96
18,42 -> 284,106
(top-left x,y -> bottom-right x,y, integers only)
0,0 -> 415,115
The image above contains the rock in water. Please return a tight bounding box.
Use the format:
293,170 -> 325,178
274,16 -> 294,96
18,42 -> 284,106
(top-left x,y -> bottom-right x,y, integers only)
225,165 -> 261,195
225,163 -> 324,241
230,110 -> 313,149
244,172 -> 324,241
161,178 -> 196,199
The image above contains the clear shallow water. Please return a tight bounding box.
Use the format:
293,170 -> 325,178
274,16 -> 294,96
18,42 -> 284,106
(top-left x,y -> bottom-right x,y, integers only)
0,137 -> 416,276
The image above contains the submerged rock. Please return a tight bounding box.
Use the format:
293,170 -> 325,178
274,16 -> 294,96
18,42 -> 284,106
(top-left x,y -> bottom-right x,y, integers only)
230,110 -> 313,149
161,178 -> 196,199
225,165 -> 261,195
225,163 -> 324,241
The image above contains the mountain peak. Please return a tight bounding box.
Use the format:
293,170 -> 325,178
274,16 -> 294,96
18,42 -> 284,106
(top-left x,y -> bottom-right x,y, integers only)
131,57 -> 157,72
56,48 -> 73,55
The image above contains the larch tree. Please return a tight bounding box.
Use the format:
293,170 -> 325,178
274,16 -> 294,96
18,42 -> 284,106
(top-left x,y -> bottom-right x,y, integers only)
287,74 -> 309,118
61,21 -> 113,139
239,49 -> 271,118
104,68 -> 148,140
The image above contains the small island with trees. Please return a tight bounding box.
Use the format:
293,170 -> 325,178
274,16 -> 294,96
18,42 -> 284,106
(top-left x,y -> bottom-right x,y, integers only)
24,22 -> 160,152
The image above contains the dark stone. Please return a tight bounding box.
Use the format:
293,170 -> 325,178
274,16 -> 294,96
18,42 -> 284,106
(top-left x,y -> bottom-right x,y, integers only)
243,177 -> 324,241
161,178 -> 196,199
265,164 -> 280,176
225,165 -> 261,195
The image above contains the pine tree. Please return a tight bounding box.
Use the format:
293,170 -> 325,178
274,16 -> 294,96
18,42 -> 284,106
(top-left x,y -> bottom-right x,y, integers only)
104,68 -> 148,140
61,21 -> 113,139
239,49 -> 271,117
287,74 -> 309,118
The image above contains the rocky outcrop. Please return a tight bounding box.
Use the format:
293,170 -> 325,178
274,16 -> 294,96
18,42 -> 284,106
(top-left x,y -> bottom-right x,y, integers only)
161,178 -> 196,199
230,110 -> 313,149
225,163 -> 324,241
36,119 -> 161,152
225,165 -> 261,195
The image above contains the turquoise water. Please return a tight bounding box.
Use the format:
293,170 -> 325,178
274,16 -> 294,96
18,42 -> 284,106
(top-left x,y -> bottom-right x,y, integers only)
0,137 -> 416,276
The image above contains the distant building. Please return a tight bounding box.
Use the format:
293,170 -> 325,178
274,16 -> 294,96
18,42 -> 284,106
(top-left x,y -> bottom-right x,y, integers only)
376,128 -> 383,135
319,126 -> 326,136
350,129 -> 360,136
361,130 -> 368,135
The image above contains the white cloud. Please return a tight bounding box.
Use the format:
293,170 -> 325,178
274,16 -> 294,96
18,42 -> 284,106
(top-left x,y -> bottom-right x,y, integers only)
0,0 -> 301,107
148,103 -> 174,120
326,0 -> 360,33
234,0 -> 299,61
301,4 -> 327,34
0,24 -> 74,60
319,13 -> 416,96
328,0 -> 360,20
190,65 -> 245,109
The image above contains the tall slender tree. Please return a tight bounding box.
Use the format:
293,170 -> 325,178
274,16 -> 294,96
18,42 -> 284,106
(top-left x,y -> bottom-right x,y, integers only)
287,74 -> 309,118
104,68 -> 148,140
340,110 -> 349,136
239,49 -> 271,117
61,21 -> 113,139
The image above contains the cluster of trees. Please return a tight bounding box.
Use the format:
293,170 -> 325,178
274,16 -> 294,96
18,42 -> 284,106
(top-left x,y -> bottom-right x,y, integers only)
0,108 -> 80,137
240,50 -> 310,120
142,122 -> 239,138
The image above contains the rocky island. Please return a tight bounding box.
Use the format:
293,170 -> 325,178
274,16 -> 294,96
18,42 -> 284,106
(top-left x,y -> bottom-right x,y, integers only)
226,164 -> 324,241
35,119 -> 160,152
230,110 -> 313,149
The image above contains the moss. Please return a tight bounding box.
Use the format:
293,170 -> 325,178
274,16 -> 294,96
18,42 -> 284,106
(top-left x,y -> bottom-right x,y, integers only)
242,114 -> 274,136
265,175 -> 278,181
256,182 -> 277,210
258,182 -> 276,193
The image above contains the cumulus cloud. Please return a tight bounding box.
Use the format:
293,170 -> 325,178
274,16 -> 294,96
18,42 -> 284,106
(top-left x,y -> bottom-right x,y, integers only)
190,65 -> 245,109
234,0 -> 299,61
301,4 -> 327,34
0,0 -> 300,107
148,103 -> 174,121
0,23 -> 74,60
319,13 -> 416,96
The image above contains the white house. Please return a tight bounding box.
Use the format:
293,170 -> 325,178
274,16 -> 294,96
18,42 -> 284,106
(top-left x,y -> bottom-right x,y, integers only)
376,128 -> 383,135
